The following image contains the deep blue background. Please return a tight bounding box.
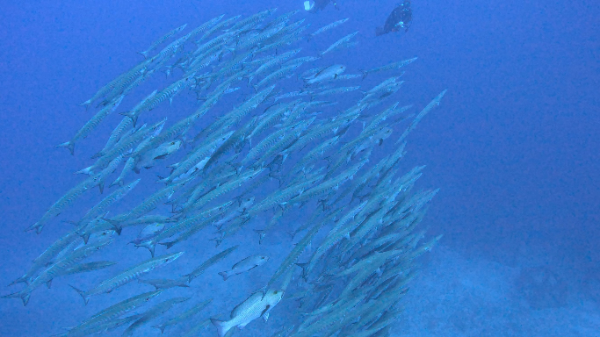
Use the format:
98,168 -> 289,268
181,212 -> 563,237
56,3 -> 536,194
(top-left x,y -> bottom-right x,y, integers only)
1,0 -> 598,336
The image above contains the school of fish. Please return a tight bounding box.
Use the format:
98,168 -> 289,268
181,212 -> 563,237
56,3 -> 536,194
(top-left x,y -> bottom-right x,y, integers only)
4,7 -> 447,337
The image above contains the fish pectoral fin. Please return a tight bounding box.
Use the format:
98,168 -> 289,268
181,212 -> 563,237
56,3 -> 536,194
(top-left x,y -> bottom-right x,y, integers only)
260,304 -> 271,318
263,312 -> 270,322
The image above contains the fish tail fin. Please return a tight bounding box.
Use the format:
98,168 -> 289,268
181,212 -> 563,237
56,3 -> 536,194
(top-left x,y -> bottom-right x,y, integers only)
156,176 -> 170,184
295,262 -> 309,280
90,151 -> 103,159
69,285 -> 90,305
81,233 -> 91,244
2,290 -> 31,306
24,222 -> 40,233
375,27 -> 385,37
58,141 -> 75,156
102,217 -> 122,235
81,99 -> 92,110
135,242 -> 156,257
147,244 -> 156,257
210,318 -> 230,337
108,178 -> 121,188
74,166 -> 94,175
152,324 -> 166,334
177,276 -> 190,287
184,274 -> 193,284
218,271 -> 230,281
158,241 -> 175,250
120,111 -> 139,127
21,292 -> 32,306
7,275 -> 28,287
139,51 -> 148,59
253,229 -> 266,245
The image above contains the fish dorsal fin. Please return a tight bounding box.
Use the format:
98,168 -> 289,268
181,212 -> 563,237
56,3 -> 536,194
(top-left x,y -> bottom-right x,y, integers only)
260,305 -> 271,319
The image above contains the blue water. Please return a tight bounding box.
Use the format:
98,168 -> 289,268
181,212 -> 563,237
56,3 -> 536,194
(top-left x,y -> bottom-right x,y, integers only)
1,0 -> 598,336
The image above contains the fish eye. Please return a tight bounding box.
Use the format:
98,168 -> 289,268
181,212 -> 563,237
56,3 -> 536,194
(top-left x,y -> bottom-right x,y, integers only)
273,291 -> 278,294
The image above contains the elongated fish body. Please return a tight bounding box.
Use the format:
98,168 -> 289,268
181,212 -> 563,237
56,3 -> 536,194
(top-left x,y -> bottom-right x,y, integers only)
147,75 -> 194,112
250,175 -> 322,215
154,298 -> 212,333
3,233 -> 114,306
71,252 -> 183,305
244,123 -> 297,167
26,171 -> 105,233
67,290 -> 162,336
222,85 -> 277,127
93,154 -> 125,194
136,139 -> 182,170
188,168 -> 263,214
121,90 -> 158,127
311,18 -> 349,37
80,62 -> 145,109
181,319 -> 211,337
320,31 -> 358,56
211,289 -> 284,337
9,229 -> 80,286
115,183 -> 180,228
213,197 -> 254,230
94,116 -> 133,159
121,297 -> 189,337
129,215 -> 176,227
110,156 -> 135,188
290,135 -> 340,175
197,15 -> 241,43
163,131 -> 232,184
78,119 -> 166,176
218,255 -> 269,281
229,8 -> 277,32
267,220 -> 326,289
396,89 -> 447,144
184,14 -> 225,42
111,128 -> 161,187
58,261 -> 117,277
257,118 -> 314,165
313,86 -> 361,98
59,95 -> 124,155
158,202 -> 232,250
247,100 -> 301,141
78,179 -> 140,228
248,48 -> 301,83
363,57 -> 417,79
133,114 -> 201,160
138,277 -> 189,289
140,23 -> 188,59
148,33 -> 189,67
255,25 -> 306,55
89,290 -> 162,322
64,316 -> 138,337
255,64 -> 300,89
185,245 -> 239,283
236,21 -> 285,51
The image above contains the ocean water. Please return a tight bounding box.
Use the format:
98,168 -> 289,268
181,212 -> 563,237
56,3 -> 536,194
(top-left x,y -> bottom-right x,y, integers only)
0,0 -> 598,336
